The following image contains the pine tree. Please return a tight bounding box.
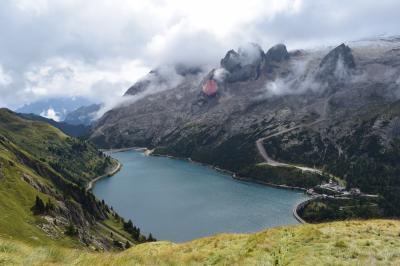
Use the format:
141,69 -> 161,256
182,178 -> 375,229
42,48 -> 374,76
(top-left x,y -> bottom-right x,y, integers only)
33,196 -> 45,214
147,233 -> 156,242
123,219 -> 134,234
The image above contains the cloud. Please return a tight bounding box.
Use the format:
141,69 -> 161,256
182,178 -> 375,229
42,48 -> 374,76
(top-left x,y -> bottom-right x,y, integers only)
0,65 -> 12,86
40,107 -> 61,121
258,57 -> 324,98
95,65 -> 187,118
213,68 -> 229,82
0,0 -> 400,109
17,57 -> 149,105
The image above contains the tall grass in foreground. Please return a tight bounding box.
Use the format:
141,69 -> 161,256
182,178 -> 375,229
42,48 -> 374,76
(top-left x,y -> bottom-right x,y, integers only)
0,220 -> 399,265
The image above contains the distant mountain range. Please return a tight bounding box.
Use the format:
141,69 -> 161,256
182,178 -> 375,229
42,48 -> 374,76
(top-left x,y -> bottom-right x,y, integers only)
64,104 -> 101,125
16,97 -> 95,122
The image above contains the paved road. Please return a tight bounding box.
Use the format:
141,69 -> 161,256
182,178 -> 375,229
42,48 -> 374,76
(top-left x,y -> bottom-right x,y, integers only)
256,120 -> 325,174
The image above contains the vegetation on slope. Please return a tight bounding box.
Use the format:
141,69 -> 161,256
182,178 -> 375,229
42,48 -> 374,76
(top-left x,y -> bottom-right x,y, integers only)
238,163 -> 330,188
0,220 -> 399,265
0,108 -> 148,250
0,108 -> 111,186
264,102 -> 400,217
17,112 -> 90,138
300,197 -> 382,223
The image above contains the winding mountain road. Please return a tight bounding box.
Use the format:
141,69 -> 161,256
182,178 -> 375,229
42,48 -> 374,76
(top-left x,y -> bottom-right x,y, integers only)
256,120 -> 325,174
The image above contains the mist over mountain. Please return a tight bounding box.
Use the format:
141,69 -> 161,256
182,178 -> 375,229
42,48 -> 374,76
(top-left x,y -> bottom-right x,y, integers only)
64,104 -> 102,125
89,37 -> 400,217
92,37 -> 400,148
16,97 -> 95,122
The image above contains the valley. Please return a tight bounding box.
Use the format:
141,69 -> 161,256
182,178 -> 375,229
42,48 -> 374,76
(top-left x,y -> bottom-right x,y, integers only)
2,1 -> 400,265
1,22 -> 399,266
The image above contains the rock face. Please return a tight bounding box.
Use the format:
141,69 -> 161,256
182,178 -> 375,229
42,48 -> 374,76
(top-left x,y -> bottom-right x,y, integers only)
220,43 -> 264,82
265,44 -> 290,62
317,43 -> 356,82
90,38 -> 400,209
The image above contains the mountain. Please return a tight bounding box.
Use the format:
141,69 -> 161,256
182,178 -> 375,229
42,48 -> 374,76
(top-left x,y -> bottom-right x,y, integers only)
16,97 -> 94,121
64,104 -> 101,126
1,219 -> 398,265
90,37 -> 400,217
17,113 -> 90,137
0,109 -> 146,250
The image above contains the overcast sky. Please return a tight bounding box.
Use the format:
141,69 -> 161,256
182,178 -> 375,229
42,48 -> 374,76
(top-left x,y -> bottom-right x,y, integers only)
1,0 -> 400,109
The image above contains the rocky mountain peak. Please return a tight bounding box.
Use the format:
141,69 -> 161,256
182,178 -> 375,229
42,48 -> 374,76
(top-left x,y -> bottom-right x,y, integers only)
265,44 -> 290,62
124,72 -> 155,96
220,43 -> 264,83
220,50 -> 241,72
318,43 -> 356,81
125,64 -> 202,96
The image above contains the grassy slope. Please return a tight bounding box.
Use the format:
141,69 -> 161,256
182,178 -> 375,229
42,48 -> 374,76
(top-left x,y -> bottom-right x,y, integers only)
0,220 -> 398,265
0,108 -> 112,186
0,109 -> 125,249
0,137 -> 80,247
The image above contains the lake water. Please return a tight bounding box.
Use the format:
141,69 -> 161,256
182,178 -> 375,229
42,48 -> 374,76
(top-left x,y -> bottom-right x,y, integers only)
93,151 -> 309,242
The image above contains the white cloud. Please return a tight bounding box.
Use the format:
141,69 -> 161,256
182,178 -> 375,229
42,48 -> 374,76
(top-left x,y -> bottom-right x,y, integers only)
0,65 -> 13,86
95,65 -> 186,118
0,0 -> 400,109
40,107 -> 61,121
15,0 -> 49,15
213,68 -> 229,82
259,57 -> 323,98
21,57 -> 149,103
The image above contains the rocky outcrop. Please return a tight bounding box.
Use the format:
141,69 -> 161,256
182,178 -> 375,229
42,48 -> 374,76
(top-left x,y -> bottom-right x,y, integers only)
317,43 -> 356,82
220,43 -> 264,82
265,44 -> 290,62
21,173 -> 55,196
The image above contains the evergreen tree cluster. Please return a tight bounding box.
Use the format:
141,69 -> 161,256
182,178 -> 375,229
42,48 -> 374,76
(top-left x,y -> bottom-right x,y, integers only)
32,196 -> 55,215
123,219 -> 156,243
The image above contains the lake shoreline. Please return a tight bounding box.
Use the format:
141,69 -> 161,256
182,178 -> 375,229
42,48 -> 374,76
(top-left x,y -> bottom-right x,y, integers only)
93,149 -> 308,241
96,147 -> 311,227
86,161 -> 122,192
99,147 -> 309,193
149,150 -> 308,193
148,149 -> 314,226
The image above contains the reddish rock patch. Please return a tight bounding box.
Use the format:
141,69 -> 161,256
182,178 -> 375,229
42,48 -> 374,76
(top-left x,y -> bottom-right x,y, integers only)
202,80 -> 218,96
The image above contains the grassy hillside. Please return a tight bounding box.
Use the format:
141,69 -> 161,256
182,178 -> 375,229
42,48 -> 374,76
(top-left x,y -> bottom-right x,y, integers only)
0,109 -> 110,186
0,108 -> 145,250
0,220 -> 398,265
17,112 -> 90,138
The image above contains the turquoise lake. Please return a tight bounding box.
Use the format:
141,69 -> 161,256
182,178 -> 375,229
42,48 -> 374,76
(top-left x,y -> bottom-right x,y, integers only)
93,151 -> 309,242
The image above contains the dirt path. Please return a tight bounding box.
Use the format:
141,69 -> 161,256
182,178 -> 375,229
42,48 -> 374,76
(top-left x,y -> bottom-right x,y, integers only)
256,120 -> 325,174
